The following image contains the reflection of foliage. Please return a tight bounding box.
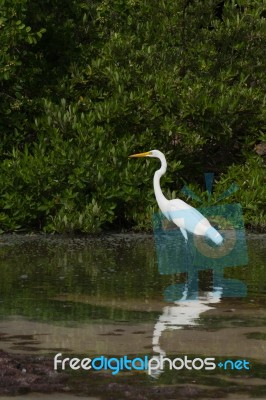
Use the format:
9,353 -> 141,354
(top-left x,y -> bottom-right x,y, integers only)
159,355 -> 266,394
0,236 -> 166,322
0,235 -> 265,323
0,1 -> 265,232
245,332 -> 266,340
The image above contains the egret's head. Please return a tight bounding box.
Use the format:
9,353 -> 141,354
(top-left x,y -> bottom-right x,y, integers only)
129,150 -> 162,158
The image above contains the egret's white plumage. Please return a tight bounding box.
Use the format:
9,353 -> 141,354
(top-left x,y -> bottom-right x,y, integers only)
129,149 -> 223,245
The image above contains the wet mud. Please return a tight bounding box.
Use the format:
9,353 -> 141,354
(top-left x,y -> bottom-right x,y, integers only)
1,350 -> 265,399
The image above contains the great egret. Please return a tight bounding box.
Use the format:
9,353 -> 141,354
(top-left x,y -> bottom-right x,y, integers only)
129,150 -> 223,245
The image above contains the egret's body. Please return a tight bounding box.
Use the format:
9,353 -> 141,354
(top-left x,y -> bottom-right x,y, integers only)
129,150 -> 223,245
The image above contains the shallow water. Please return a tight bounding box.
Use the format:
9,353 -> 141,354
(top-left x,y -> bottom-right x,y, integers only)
0,233 -> 265,398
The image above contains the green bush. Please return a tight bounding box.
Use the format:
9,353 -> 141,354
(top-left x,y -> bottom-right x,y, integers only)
216,156 -> 266,231
0,0 -> 265,232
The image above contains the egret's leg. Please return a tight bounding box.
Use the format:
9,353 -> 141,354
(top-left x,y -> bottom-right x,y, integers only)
180,228 -> 188,241
184,234 -> 194,267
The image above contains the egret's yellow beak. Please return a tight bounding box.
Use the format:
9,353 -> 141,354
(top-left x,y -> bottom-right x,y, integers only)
129,151 -> 151,158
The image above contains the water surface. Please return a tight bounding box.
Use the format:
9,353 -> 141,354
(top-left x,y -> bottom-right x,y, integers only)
0,233 -> 265,398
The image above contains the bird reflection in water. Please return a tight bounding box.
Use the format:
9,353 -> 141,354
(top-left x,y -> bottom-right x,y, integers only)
150,214 -> 247,378
150,284 -> 222,378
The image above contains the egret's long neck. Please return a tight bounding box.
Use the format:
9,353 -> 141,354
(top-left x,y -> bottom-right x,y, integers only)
153,154 -> 168,210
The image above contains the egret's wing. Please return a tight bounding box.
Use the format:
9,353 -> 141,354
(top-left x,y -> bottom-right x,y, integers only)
168,199 -> 203,217
168,199 -> 211,235
167,199 -> 223,245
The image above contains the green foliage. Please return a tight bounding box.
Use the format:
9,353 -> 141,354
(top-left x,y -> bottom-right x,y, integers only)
216,156 -> 266,231
0,0 -> 265,232
0,0 -> 46,152
180,154 -> 266,231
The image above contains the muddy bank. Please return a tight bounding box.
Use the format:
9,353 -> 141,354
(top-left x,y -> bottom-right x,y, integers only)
0,350 -> 265,399
0,350 -> 67,395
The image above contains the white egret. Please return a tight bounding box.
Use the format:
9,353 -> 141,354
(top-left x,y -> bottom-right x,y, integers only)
129,150 -> 223,245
